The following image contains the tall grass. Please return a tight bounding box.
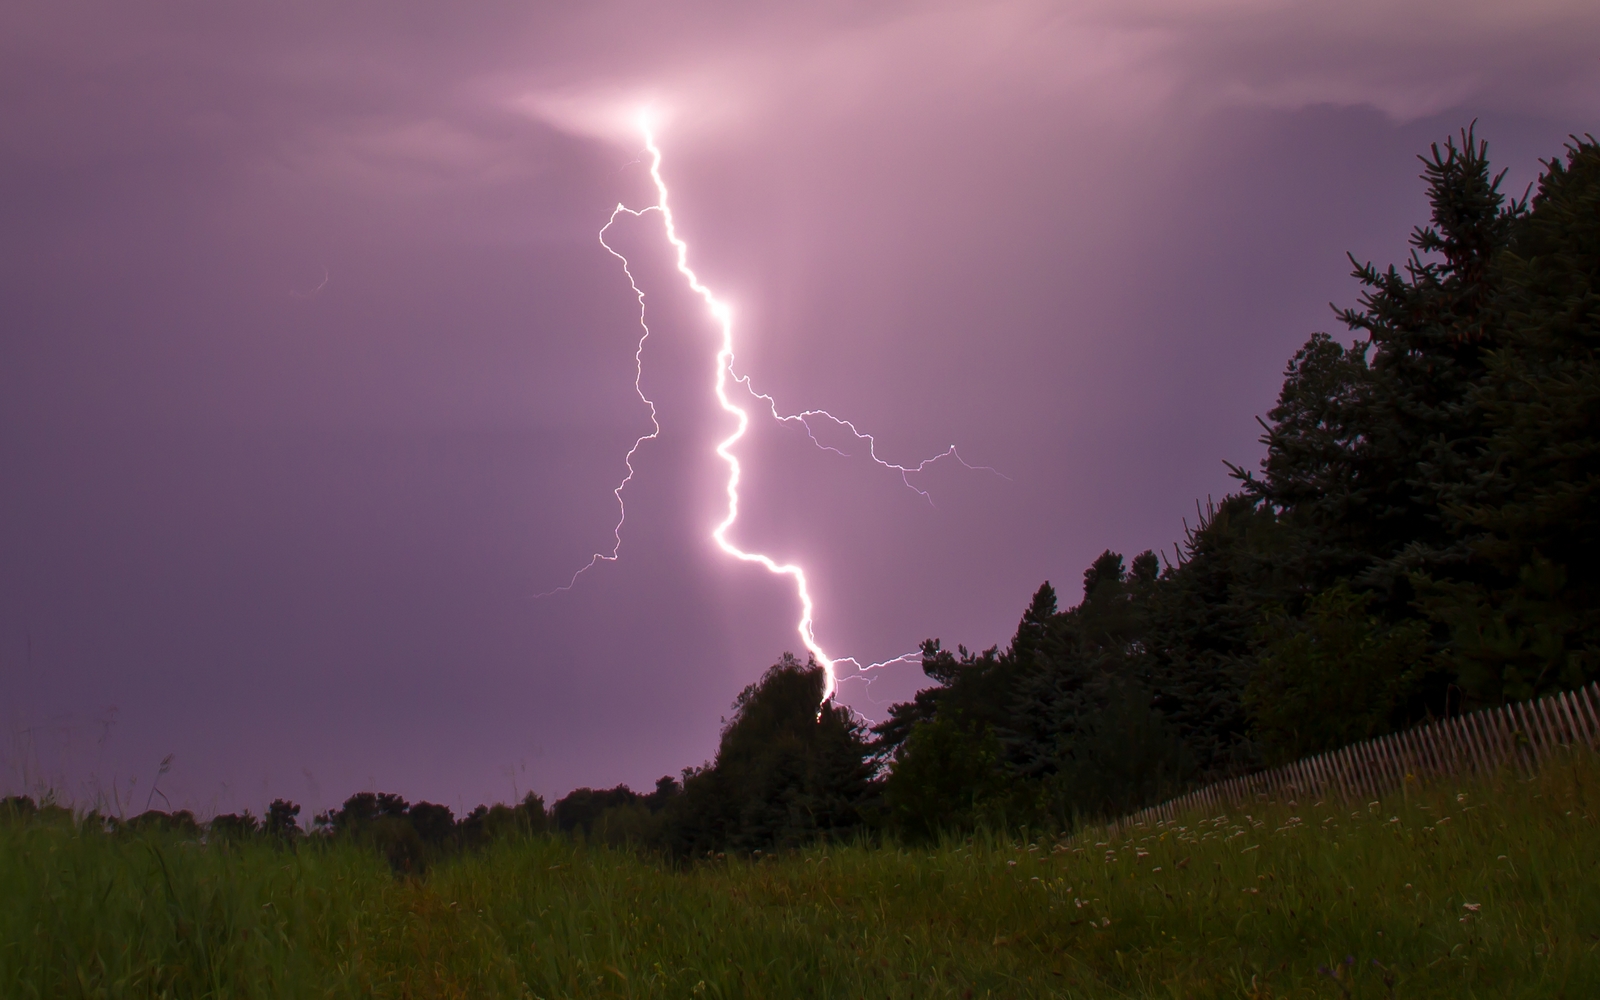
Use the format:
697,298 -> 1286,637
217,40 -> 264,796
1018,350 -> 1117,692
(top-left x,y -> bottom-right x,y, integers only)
4,750 -> 1598,998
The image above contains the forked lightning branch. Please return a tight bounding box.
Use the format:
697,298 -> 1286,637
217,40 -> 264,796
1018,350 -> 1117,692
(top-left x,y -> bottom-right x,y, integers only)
544,112 -> 996,703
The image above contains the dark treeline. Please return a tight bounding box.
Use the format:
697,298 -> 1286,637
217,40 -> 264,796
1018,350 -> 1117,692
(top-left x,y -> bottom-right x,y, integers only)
867,127 -> 1600,835
0,789 -> 551,875
0,655 -> 870,869
6,128 -> 1596,863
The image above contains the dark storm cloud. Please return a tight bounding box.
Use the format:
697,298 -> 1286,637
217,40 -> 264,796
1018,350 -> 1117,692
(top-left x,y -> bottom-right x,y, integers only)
2,1 -> 1595,815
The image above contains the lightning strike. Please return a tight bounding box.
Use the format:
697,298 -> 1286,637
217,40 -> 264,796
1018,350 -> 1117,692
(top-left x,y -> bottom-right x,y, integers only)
536,209 -> 661,597
549,111 -> 997,704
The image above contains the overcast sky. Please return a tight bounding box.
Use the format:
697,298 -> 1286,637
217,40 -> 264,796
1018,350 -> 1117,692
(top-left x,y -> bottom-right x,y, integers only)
3,1 -> 1596,818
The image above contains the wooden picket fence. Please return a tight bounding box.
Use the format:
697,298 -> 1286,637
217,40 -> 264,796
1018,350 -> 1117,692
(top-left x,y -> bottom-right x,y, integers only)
1111,681 -> 1600,833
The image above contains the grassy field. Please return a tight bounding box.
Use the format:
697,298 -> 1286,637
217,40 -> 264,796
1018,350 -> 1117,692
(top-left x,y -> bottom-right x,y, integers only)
3,752 -> 1597,999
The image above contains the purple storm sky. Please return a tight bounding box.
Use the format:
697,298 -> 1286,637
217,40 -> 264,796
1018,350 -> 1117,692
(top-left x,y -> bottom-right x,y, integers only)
2,1 -> 1597,818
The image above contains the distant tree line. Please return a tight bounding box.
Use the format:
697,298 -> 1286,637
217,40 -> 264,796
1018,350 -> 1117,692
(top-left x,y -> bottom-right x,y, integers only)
0,654 -> 874,867
5,127 -> 1595,860
0,789 -> 557,876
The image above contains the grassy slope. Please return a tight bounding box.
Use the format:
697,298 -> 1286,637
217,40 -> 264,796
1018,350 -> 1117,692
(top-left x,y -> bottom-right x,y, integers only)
3,752 -> 1597,999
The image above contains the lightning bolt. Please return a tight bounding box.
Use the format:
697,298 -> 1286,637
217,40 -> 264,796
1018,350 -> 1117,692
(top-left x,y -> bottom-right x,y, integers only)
536,207 -> 661,597
547,112 -> 999,704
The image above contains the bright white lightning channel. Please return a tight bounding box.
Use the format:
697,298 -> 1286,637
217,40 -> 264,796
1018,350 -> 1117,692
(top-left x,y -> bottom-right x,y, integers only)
547,115 -> 997,703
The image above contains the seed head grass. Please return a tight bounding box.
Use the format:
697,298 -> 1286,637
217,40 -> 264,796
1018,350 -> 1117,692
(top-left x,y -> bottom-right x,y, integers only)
4,750 -> 1598,997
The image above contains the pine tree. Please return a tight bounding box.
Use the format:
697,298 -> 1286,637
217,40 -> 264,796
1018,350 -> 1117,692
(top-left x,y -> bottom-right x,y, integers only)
1425,136 -> 1600,701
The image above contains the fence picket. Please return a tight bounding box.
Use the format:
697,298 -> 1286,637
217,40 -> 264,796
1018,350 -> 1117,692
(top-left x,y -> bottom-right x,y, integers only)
1481,709 -> 1509,771
1548,696 -> 1570,745
1409,728 -> 1425,774
1349,741 -> 1369,801
1547,697 -> 1570,745
1363,738 -> 1383,800
1500,706 -> 1526,771
1426,718 -> 1448,773
1466,711 -> 1496,774
1568,691 -> 1593,745
1448,715 -> 1474,775
1434,717 -> 1462,776
1560,691 -> 1582,743
1549,694 -> 1575,745
1339,746 -> 1359,800
1526,701 -> 1547,762
1398,728 -> 1419,779
1413,725 -> 1439,776
1540,692 -> 1562,739
1389,733 -> 1408,786
1577,687 -> 1600,742
1474,711 -> 1501,771
1509,703 -> 1532,761
1523,702 -> 1544,765
1575,689 -> 1595,742
1441,718 -> 1462,773
1560,691 -> 1582,744
1520,701 -> 1540,754
1503,706 -> 1527,771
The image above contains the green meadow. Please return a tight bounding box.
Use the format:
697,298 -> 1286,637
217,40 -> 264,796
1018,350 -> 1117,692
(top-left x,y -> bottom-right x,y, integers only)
4,751 -> 1597,999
